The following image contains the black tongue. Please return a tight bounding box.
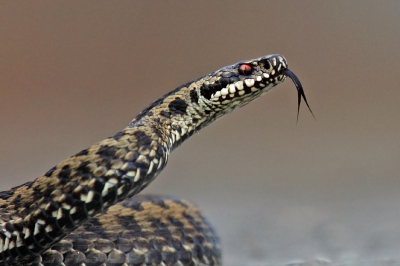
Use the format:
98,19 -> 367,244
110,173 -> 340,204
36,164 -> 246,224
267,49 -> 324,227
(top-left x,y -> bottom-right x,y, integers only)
282,69 -> 316,122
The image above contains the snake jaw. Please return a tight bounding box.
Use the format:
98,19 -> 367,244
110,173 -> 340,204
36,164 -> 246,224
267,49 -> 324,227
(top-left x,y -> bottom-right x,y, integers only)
200,54 -> 289,109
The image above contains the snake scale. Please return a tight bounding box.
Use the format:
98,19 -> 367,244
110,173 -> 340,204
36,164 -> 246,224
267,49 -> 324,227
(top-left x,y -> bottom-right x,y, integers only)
0,54 -> 313,266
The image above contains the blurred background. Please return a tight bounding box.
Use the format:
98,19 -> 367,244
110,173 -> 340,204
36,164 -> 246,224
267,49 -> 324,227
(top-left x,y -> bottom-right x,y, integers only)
1,1 -> 399,265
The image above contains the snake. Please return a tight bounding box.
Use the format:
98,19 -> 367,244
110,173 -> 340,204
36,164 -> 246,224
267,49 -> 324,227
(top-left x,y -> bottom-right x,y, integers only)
0,54 -> 313,266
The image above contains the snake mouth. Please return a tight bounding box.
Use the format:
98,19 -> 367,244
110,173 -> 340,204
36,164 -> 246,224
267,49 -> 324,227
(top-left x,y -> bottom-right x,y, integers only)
207,69 -> 287,104
281,69 -> 315,121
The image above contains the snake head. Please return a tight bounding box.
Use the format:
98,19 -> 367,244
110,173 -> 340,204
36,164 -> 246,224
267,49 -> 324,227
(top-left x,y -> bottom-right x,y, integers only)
197,54 -> 314,120
200,54 -> 287,105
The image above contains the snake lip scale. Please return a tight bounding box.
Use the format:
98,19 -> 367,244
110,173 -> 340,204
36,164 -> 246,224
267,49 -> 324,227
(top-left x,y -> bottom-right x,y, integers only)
0,54 -> 311,265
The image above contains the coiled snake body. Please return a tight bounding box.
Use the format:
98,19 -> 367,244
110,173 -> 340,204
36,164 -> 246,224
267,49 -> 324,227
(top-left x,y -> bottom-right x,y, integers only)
0,54 -> 311,265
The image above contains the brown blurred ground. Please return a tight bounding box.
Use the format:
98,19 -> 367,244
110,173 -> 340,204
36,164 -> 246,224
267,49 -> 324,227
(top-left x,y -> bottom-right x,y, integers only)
1,1 -> 400,265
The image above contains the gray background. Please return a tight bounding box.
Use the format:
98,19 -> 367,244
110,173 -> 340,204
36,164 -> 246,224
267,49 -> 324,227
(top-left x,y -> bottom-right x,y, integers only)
1,1 -> 400,265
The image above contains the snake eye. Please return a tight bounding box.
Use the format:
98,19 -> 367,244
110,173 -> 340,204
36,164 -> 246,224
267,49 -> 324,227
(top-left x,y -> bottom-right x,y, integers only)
238,64 -> 252,76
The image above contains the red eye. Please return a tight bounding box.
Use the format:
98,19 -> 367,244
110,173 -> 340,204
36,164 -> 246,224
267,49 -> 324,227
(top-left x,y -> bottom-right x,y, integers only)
239,64 -> 252,75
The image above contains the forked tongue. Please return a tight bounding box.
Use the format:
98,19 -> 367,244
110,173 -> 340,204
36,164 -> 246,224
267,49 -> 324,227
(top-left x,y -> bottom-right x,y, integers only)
282,69 -> 316,122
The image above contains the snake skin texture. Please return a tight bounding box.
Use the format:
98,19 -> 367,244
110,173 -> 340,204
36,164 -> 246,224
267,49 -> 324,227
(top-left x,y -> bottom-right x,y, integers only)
38,195 -> 220,266
0,54 -> 298,265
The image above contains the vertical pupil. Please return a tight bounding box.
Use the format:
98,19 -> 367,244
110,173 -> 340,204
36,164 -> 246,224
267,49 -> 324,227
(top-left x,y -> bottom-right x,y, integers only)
239,64 -> 252,75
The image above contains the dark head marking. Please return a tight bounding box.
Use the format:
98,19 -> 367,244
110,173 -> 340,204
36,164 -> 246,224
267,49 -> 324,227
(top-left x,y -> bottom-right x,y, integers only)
168,98 -> 188,115
190,89 -> 198,103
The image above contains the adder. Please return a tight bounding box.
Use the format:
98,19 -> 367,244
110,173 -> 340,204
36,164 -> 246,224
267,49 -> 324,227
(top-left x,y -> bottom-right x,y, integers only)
0,54 -> 313,266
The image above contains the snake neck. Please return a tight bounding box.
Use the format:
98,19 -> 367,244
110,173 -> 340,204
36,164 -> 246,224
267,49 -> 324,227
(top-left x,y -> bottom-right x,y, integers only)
129,90 -> 209,151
